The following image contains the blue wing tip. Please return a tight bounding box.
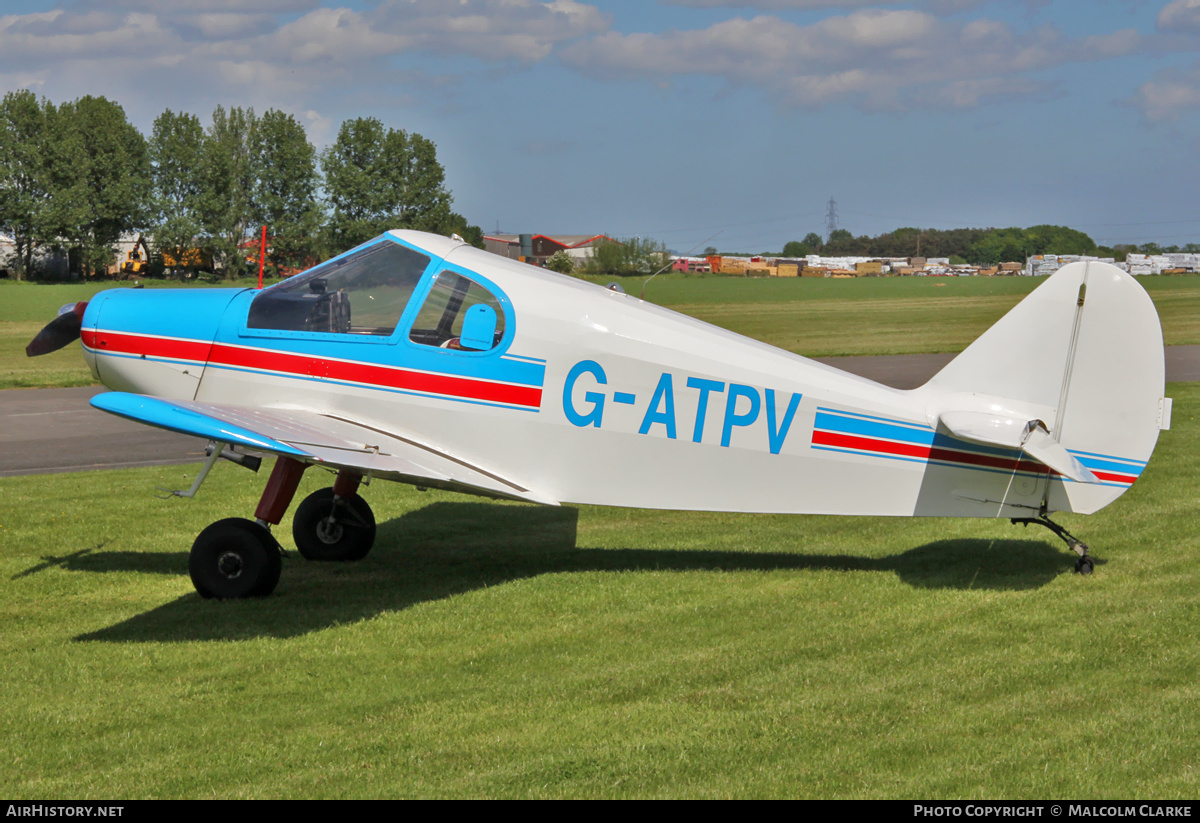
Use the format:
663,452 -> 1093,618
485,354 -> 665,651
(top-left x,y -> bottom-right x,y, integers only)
90,392 -> 312,458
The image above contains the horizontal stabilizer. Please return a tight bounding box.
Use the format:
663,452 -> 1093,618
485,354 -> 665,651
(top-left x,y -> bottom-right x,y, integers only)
938,410 -> 1098,484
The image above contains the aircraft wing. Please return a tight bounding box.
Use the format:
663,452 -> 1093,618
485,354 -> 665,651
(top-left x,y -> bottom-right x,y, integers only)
90,391 -> 558,505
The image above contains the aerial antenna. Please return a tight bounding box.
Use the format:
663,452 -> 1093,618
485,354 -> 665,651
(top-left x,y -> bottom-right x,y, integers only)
825,196 -> 838,242
640,229 -> 724,300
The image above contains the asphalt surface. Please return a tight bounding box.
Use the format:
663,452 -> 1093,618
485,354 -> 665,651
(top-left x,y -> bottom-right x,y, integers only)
0,386 -> 208,477
3,345 -> 1198,476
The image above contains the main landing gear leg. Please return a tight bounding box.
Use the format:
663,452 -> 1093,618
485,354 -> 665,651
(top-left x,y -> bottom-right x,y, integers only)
188,457 -> 309,599
1011,515 -> 1095,575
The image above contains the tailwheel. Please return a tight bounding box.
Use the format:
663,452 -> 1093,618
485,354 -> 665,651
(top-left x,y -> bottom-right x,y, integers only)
189,517 -> 282,599
292,487 -> 376,561
1011,515 -> 1096,575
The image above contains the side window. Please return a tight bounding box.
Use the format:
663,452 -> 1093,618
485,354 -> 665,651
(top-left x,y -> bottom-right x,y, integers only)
247,241 -> 430,336
409,271 -> 506,351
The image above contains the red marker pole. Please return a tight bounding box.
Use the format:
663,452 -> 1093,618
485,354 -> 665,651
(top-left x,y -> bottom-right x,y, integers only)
258,225 -> 266,289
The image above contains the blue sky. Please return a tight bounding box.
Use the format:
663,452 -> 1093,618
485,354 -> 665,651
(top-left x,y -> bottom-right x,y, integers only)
1,0 -> 1198,251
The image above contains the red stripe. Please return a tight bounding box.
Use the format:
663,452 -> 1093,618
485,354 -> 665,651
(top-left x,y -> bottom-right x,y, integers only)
208,344 -> 541,407
1091,470 -> 1137,485
814,430 -> 1136,485
86,329 -> 541,408
814,431 -> 1056,477
83,330 -> 212,362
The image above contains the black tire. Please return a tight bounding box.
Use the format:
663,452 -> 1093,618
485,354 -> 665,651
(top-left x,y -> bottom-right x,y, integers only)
292,488 -> 376,561
1076,557 -> 1095,575
189,518 -> 282,599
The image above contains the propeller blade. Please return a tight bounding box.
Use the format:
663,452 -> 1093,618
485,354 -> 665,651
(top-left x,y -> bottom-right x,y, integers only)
26,301 -> 87,357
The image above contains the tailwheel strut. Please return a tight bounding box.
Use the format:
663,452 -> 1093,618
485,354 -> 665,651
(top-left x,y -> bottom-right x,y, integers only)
1011,515 -> 1094,575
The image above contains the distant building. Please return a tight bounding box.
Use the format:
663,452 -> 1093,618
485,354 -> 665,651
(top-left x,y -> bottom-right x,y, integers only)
1025,254 -> 1118,277
484,234 -> 615,267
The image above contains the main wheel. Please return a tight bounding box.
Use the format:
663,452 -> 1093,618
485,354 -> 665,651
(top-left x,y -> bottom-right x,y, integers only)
1076,556 -> 1095,575
292,488 -> 376,561
189,518 -> 282,599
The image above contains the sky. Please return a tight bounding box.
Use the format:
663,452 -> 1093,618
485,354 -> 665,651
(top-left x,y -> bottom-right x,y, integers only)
1,0 -> 1199,252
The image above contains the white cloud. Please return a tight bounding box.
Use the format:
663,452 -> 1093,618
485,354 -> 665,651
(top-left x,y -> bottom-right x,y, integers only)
560,9 -> 1145,111
1132,60 -> 1200,120
0,11 -> 174,61
184,1 -> 610,69
1157,0 -> 1200,34
0,1 -> 610,122
75,0 -> 319,12
660,1 -> 905,8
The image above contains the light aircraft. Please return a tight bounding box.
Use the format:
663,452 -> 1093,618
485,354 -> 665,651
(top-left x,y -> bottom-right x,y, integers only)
27,231 -> 1172,597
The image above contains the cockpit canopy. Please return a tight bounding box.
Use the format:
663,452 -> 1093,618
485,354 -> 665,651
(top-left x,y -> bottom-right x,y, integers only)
248,241 -> 429,336
246,236 -> 507,352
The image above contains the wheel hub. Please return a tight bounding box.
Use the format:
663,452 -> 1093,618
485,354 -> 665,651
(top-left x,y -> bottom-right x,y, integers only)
216,551 -> 244,579
316,516 -> 343,545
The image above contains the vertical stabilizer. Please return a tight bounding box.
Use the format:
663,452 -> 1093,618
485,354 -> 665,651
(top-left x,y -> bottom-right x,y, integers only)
919,262 -> 1167,515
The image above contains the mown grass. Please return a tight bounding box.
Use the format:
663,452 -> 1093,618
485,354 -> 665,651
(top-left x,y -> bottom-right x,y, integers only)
4,274 -> 1200,387
1,383 -> 1196,798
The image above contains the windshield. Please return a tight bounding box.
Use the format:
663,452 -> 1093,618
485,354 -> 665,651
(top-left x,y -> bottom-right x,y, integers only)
247,240 -> 432,336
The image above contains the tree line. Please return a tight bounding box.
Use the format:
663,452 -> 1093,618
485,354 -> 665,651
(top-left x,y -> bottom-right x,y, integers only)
0,90 -> 482,281
778,226 -> 1197,265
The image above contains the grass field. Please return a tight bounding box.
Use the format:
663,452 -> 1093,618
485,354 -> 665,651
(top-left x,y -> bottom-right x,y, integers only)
4,273 -> 1200,387
0,382 -> 1196,798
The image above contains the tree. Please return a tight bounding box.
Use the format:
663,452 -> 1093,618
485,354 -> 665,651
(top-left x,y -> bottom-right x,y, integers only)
0,90 -> 51,279
824,228 -> 854,253
149,109 -> 206,264
545,249 -> 574,273
52,96 -> 150,276
443,211 -> 485,248
582,236 -> 670,276
782,240 -> 808,257
321,117 -> 454,251
251,109 -> 321,273
803,232 -> 823,252
198,105 -> 258,277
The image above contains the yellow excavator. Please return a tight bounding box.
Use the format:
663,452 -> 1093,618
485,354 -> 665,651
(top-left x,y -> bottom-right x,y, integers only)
120,234 -> 152,276
160,244 -> 214,276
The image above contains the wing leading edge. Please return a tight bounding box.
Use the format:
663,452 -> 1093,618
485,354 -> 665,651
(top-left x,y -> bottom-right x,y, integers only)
90,391 -> 558,506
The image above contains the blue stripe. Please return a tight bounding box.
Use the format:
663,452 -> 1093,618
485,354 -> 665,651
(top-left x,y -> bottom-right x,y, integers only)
815,411 -> 935,446
502,353 -> 548,365
1068,449 -> 1148,468
815,407 -> 929,430
1072,454 -> 1144,476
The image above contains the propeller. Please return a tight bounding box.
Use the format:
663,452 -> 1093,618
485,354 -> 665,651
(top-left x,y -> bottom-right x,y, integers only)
26,301 -> 88,357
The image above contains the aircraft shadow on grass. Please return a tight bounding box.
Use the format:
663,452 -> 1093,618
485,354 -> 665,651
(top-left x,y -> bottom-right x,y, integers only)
65,501 -> 1087,643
